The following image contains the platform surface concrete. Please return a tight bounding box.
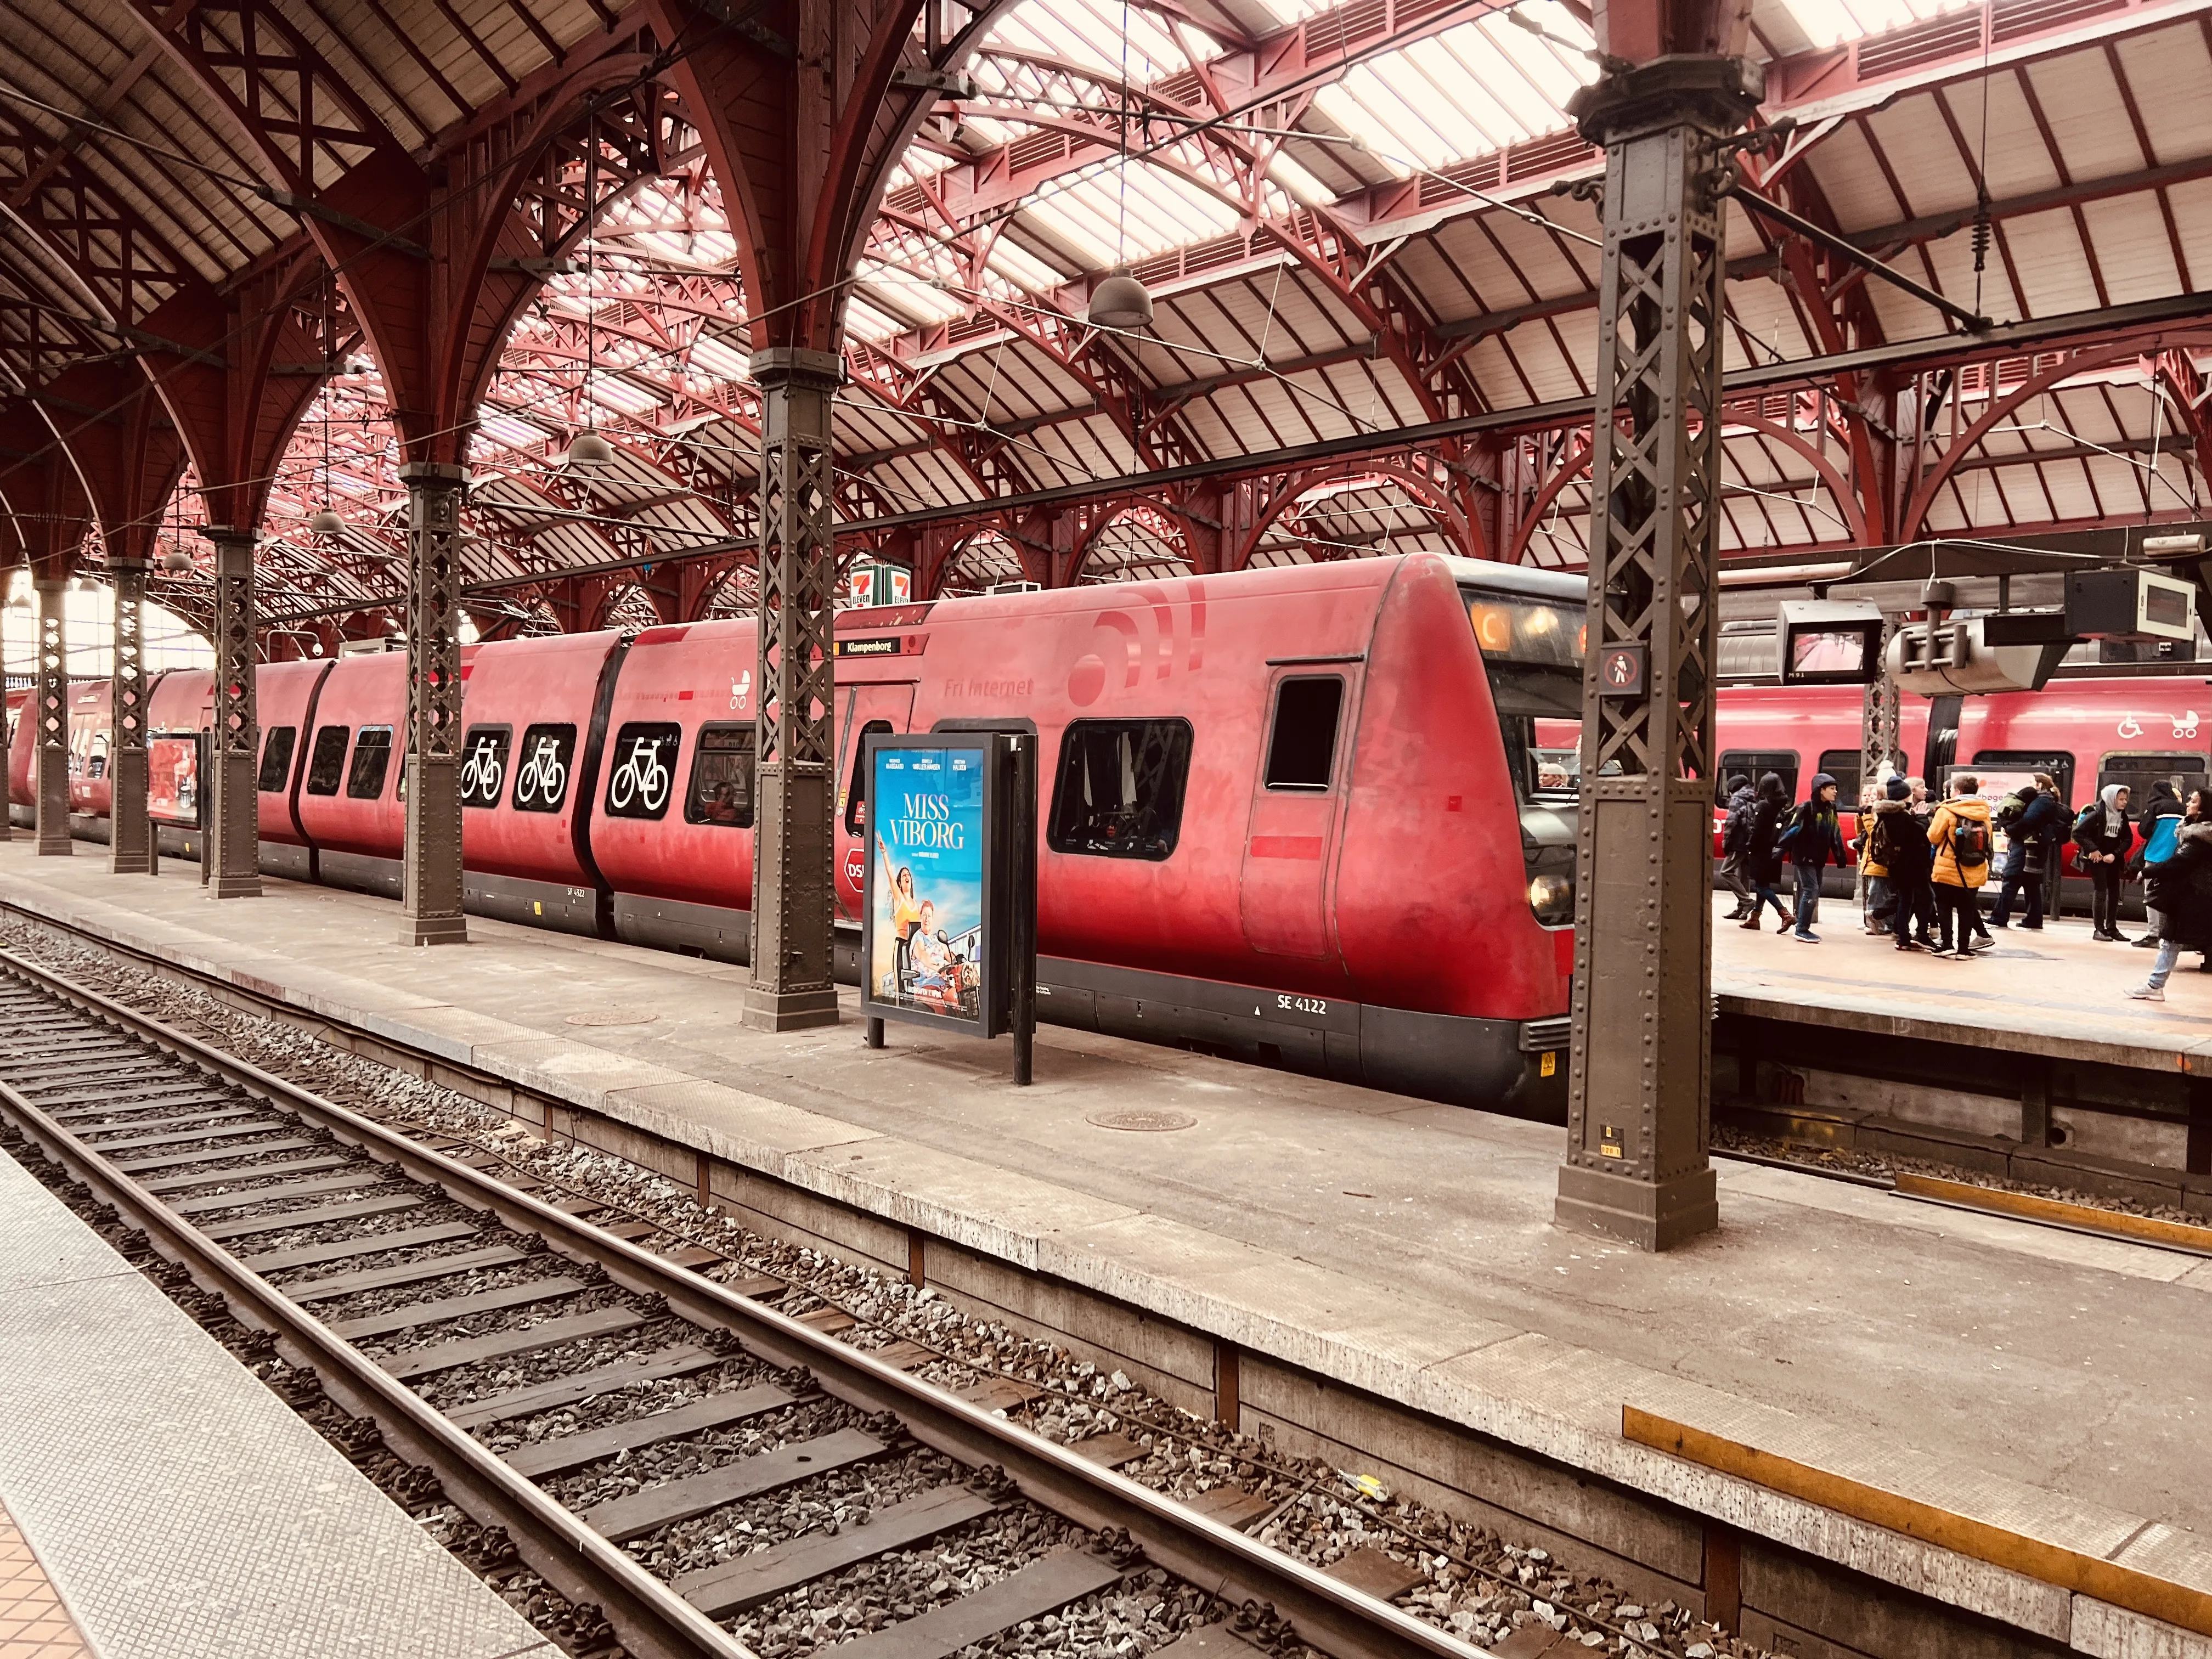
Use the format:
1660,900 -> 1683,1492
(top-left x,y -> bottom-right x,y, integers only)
4,845 -> 2209,1652
0,1130 -> 549,1659
1713,878 -> 2212,1071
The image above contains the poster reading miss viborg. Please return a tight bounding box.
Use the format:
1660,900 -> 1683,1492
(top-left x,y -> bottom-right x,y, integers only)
869,745 -> 986,1024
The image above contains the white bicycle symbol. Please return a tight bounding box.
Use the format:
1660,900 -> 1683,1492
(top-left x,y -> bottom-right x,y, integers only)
514,737 -> 568,808
459,737 -> 505,804
608,736 -> 670,814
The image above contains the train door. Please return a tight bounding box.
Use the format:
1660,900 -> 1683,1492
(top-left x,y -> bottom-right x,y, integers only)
834,682 -> 916,922
1239,668 -> 1355,960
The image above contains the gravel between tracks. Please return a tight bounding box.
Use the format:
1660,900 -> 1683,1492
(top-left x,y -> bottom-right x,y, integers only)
1,916 -> 1781,1659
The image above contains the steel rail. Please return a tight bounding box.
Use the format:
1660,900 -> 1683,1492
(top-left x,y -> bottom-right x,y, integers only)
0,945 -> 1479,1659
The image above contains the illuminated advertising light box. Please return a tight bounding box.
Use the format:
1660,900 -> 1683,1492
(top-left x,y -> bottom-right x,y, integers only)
860,730 -> 1038,1073
147,730 -> 204,828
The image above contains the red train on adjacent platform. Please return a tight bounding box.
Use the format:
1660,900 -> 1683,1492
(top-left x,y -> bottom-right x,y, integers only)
9,556 -> 1585,1114
17,552 -> 2209,1112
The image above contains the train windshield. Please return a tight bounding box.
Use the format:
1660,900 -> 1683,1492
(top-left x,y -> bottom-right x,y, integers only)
1464,589 -> 1583,802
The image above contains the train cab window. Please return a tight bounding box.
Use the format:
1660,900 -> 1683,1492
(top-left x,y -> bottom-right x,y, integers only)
1263,678 -> 1344,790
2097,753 -> 2205,809
86,732 -> 109,780
686,724 -> 755,828
346,726 -> 393,799
603,721 -> 680,819
1974,750 -> 2074,805
1816,749 -> 1861,806
1047,718 -> 1193,861
1718,750 -> 1797,805
304,724 -> 350,795
458,725 -> 511,810
844,720 -> 892,833
257,726 -> 297,793
510,724 -> 576,812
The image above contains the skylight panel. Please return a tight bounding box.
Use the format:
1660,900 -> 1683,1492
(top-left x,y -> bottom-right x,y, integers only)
1267,148 -> 1334,207
476,413 -> 546,450
984,233 -> 1068,291
1311,83 -> 1414,176
1365,49 -> 1495,160
688,332 -> 750,380
586,377 -> 660,417
843,296 -> 906,343
1476,9 -> 1593,116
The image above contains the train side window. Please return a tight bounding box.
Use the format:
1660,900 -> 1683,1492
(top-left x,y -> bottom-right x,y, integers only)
1816,749 -> 1861,805
257,726 -> 297,793
686,724 -> 755,828
304,725 -> 350,796
458,724 -> 511,810
1973,749 -> 2074,804
604,721 -> 680,819
1047,718 -> 1193,861
2097,752 -> 2205,808
510,724 -> 577,812
1718,749 -> 1796,804
845,719 -> 893,833
1263,678 -> 1344,791
346,726 -> 393,799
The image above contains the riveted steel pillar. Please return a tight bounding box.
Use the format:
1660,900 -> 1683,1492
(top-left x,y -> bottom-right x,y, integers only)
109,559 -> 156,874
1556,57 -> 1762,1252
743,348 -> 842,1031
33,577 -> 69,856
1861,618 -> 1903,785
399,461 -> 467,946
205,528 -> 262,896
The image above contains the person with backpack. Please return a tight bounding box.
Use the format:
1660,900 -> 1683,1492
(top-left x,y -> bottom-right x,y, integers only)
1719,772 -> 1755,920
1737,772 -> 1793,932
2128,790 -> 2212,1001
1781,772 -> 1847,943
1865,776 -> 1936,950
1927,774 -> 1995,958
2128,778 -> 2185,947
2073,783 -> 2136,941
1990,774 -> 2068,931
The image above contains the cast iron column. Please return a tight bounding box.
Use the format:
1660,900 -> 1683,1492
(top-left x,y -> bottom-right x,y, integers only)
33,576 -> 69,856
1860,617 -> 1903,783
109,558 -> 155,874
1556,57 -> 1762,1251
205,527 -> 262,897
743,348 -> 842,1030
399,461 -> 467,945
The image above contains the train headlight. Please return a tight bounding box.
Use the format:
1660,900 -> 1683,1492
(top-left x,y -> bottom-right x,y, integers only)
1527,872 -> 1574,926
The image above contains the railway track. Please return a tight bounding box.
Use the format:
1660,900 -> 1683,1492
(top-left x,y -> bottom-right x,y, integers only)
0,945 -> 1469,1659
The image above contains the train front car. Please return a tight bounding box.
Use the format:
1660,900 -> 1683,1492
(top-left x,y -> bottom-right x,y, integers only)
1331,556 -> 1581,1119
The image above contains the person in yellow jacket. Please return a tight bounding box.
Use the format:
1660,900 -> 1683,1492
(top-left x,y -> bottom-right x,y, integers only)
1927,775 -> 1995,960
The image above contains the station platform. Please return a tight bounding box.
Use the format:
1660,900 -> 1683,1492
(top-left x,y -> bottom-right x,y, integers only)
3,844 -> 2210,1656
0,1121 -> 549,1659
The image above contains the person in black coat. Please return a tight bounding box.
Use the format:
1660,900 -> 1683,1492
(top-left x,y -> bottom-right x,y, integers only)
1868,775 -> 1939,951
1784,771 -> 1848,943
2129,792 -> 2212,999
2073,783 -> 2136,941
1737,772 -> 1792,931
1719,774 -> 1755,919
1990,775 -> 2068,931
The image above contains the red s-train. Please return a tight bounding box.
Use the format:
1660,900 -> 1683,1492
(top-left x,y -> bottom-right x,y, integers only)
10,555 -> 1585,1115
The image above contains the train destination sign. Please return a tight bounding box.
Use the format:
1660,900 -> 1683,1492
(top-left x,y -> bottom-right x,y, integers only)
860,730 -> 1037,1081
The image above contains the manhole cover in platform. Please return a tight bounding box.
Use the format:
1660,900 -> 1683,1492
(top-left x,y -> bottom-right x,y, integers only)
1086,1108 -> 1197,1132
564,1009 -> 661,1027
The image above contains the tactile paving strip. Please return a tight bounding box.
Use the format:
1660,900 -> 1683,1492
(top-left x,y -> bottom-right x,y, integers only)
0,1499 -> 91,1659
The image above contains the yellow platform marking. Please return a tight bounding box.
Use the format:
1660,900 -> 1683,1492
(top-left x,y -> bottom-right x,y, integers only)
1623,1407 -> 2212,1635
1892,1171 -> 2212,1254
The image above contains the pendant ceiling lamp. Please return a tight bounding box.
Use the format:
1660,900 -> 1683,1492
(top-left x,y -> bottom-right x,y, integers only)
1087,2 -> 1152,332
569,140 -> 614,469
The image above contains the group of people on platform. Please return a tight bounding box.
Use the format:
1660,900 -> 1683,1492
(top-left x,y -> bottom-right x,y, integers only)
1717,768 -> 2212,999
